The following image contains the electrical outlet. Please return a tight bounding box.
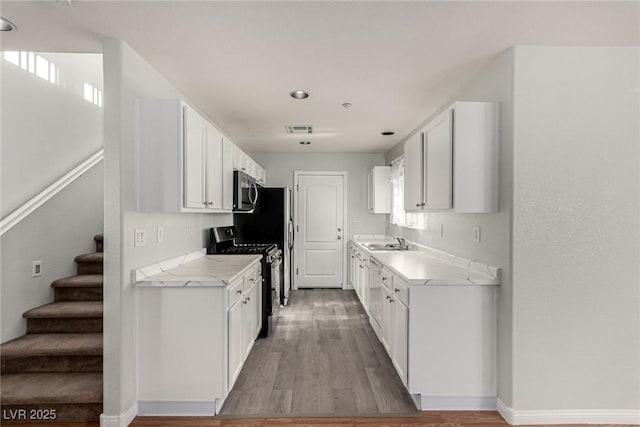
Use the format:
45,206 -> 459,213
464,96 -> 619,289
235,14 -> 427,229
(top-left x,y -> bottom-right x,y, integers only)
473,226 -> 481,243
157,226 -> 164,243
134,228 -> 146,247
32,260 -> 42,277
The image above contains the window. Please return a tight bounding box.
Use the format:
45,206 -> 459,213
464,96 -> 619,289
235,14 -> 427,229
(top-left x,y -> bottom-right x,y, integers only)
389,156 -> 425,229
83,82 -> 103,107
4,51 -> 58,85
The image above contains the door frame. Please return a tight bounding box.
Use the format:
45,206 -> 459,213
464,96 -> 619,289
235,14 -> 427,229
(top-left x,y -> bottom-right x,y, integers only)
292,171 -> 348,290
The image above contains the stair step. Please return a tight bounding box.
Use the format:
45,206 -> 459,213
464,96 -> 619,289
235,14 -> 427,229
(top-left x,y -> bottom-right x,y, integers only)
94,234 -> 103,252
23,302 -> 102,334
52,275 -> 103,301
75,252 -> 103,275
1,373 -> 102,423
1,334 -> 102,374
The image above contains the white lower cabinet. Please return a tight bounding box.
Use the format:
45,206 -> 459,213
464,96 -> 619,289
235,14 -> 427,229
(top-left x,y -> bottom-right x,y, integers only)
351,241 -> 498,408
227,295 -> 244,388
392,293 -> 409,386
381,283 -> 393,352
379,272 -> 408,386
137,259 -> 262,414
228,263 -> 262,390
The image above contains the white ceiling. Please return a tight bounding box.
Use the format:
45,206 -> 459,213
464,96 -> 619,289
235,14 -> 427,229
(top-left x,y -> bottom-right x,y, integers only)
1,1 -> 638,153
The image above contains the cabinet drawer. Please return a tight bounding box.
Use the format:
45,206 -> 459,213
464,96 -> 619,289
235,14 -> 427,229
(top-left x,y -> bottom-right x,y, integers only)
227,278 -> 244,309
243,267 -> 258,290
392,278 -> 409,306
381,268 -> 393,292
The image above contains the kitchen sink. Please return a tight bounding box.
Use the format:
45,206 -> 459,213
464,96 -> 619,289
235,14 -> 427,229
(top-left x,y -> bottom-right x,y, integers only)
363,243 -> 409,251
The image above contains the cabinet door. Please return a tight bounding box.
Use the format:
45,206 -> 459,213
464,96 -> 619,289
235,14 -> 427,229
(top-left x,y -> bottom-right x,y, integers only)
205,124 -> 223,209
243,286 -> 255,356
253,272 -> 262,336
393,300 -> 409,386
404,132 -> 424,211
228,300 -> 244,389
221,138 -> 235,211
368,266 -> 382,329
367,172 -> 374,213
424,110 -> 453,209
183,105 -> 206,209
381,286 -> 393,352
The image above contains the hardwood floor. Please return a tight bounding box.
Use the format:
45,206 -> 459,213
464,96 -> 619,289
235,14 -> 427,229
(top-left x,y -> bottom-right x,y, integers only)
219,289 -> 417,417
8,414 -> 633,427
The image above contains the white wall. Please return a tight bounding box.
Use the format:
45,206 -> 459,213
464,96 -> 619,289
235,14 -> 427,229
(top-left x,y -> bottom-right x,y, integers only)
385,49 -> 515,406
511,46 -> 639,411
249,152 -> 387,239
1,52 -> 104,343
1,53 -> 103,218
102,39 -> 233,420
385,46 -> 640,419
1,164 -> 104,343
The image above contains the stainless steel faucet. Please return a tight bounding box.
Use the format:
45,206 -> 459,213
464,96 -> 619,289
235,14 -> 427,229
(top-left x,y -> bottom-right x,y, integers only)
394,236 -> 407,248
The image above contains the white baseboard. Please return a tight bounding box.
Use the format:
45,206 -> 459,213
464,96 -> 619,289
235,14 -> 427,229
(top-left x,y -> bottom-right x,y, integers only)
420,395 -> 497,410
100,402 -> 138,427
137,401 -> 216,416
497,398 -> 640,425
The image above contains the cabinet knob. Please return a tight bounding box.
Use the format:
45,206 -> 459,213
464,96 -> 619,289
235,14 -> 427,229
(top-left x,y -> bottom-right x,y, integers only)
416,203 -> 421,207
249,278 -> 254,282
246,297 -> 251,301
389,299 -> 395,303
394,288 -> 400,293
236,290 -> 243,294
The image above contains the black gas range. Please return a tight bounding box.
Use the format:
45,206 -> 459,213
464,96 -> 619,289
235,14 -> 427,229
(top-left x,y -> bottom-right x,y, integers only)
208,226 -> 281,337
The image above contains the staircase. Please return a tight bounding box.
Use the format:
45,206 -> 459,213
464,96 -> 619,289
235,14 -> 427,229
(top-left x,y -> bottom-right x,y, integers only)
0,234 -> 103,424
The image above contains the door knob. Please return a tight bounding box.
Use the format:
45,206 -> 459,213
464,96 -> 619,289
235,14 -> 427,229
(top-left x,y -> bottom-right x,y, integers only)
337,236 -> 342,240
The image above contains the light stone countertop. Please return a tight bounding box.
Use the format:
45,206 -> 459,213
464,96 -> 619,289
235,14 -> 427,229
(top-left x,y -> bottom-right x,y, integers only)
352,239 -> 500,286
133,249 -> 262,287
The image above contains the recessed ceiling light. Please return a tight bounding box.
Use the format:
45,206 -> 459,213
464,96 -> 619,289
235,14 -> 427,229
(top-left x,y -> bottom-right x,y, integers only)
342,102 -> 352,109
290,90 -> 309,100
299,141 -> 311,145
0,17 -> 17,32
381,131 -> 395,136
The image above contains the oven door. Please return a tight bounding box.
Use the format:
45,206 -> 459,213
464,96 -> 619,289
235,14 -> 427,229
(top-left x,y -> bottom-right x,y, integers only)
233,170 -> 259,212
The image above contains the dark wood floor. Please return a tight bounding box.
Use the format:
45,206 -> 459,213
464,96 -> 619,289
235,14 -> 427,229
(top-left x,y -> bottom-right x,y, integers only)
9,414 -> 632,427
219,289 -> 417,417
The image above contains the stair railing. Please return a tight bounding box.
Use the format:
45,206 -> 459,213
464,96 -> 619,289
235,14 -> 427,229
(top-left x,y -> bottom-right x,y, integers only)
0,148 -> 104,237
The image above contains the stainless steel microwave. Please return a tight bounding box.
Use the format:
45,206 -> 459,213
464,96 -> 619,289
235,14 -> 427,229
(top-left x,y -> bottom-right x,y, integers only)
233,170 -> 259,212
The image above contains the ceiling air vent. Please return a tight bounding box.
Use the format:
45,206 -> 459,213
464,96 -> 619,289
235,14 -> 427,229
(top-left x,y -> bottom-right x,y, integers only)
285,125 -> 313,135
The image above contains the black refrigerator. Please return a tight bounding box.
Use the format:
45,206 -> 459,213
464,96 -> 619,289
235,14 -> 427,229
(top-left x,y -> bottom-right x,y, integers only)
234,187 -> 293,305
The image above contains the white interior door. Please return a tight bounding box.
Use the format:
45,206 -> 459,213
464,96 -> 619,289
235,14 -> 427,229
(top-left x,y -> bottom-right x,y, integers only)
295,173 -> 345,288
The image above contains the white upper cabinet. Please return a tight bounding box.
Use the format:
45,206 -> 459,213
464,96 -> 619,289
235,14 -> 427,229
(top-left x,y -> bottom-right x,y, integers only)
183,104 -> 207,209
136,98 -> 265,212
404,102 -> 498,213
183,105 -> 223,210
221,138 -> 235,211
231,144 -> 266,185
424,109 -> 453,210
204,122 -> 223,209
404,132 -> 424,211
367,166 -> 392,214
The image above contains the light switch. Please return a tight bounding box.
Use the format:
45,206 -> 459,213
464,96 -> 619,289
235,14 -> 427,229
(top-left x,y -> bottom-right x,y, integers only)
473,226 -> 481,243
32,260 -> 42,277
157,226 -> 164,243
134,228 -> 146,247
